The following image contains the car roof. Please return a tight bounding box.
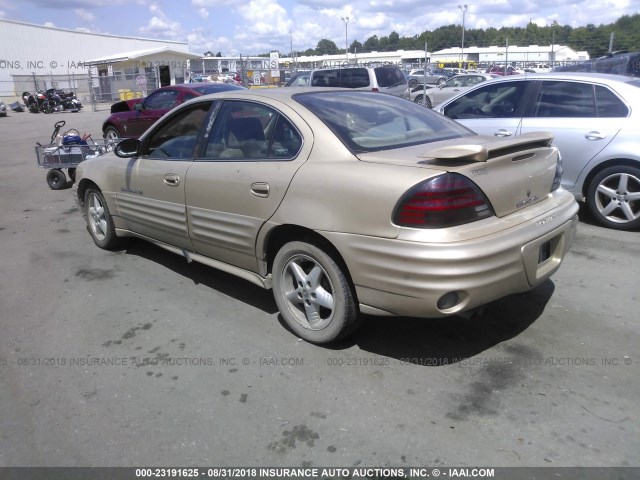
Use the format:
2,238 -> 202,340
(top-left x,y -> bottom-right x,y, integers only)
478,71 -> 639,85
186,87 -> 384,106
146,83 -> 243,93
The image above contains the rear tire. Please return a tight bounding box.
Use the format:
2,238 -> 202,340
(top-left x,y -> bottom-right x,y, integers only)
46,169 -> 67,190
586,165 -> 640,231
272,241 -> 359,344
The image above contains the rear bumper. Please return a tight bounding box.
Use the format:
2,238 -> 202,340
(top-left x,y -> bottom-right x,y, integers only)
322,193 -> 579,318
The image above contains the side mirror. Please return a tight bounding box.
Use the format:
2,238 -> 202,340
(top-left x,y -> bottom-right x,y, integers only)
114,138 -> 141,158
134,103 -> 143,112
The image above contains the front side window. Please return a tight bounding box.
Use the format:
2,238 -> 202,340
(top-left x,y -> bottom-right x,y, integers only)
202,101 -> 302,161
144,102 -> 212,159
144,89 -> 180,110
442,81 -> 527,119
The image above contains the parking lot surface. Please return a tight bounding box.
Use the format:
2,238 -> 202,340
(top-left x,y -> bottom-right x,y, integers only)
0,106 -> 638,468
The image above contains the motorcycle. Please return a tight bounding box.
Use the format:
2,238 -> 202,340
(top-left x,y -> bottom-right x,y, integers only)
46,88 -> 82,112
22,90 -> 54,114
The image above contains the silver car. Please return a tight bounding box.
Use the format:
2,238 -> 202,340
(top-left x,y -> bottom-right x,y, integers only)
412,73 -> 495,108
436,72 -> 640,230
74,88 -> 577,343
407,68 -> 449,88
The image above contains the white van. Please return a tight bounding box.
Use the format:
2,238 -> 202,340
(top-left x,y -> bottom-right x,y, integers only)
309,66 -> 409,99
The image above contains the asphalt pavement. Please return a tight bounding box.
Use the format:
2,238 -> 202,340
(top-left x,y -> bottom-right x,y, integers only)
0,104 -> 638,470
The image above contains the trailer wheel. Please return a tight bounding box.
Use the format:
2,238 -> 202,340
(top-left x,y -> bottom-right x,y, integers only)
46,169 -> 67,190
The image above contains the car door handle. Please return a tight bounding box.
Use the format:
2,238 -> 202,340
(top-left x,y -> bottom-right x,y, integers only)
250,182 -> 270,198
163,173 -> 181,187
585,131 -> 606,141
494,129 -> 513,137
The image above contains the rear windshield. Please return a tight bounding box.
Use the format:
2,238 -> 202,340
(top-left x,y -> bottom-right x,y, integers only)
294,91 -> 472,153
374,66 -> 407,87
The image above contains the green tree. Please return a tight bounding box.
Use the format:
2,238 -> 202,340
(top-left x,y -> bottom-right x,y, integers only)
316,39 -> 338,55
349,40 -> 363,54
363,35 -> 379,51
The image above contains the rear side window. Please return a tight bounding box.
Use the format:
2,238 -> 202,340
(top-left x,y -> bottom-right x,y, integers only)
374,67 -> 406,87
339,68 -> 370,88
534,81 -> 596,117
595,85 -> 629,117
533,81 -> 629,118
443,81 -> 527,119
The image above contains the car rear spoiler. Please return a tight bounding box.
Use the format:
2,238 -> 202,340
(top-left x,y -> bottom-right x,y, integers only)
420,131 -> 554,163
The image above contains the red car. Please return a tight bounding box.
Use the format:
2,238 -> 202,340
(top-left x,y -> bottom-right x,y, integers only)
485,65 -> 521,76
102,83 -> 246,139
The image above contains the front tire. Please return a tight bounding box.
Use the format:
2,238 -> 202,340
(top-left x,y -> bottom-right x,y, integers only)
103,126 -> 120,140
586,165 -> 640,231
272,241 -> 359,344
84,188 -> 123,249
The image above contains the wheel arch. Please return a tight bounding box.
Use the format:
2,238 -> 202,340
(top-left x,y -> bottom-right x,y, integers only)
581,158 -> 640,198
102,122 -> 119,137
263,224 -> 357,299
76,178 -> 101,210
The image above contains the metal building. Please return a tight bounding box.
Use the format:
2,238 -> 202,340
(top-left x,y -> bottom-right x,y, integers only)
0,19 -> 191,101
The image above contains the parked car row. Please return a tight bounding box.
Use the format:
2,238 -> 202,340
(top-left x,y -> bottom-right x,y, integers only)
101,68 -> 640,233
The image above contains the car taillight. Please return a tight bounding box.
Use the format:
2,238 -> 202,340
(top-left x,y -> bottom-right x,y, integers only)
393,173 -> 494,228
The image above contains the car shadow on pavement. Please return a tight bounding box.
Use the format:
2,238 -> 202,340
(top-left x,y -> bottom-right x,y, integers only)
123,239 -> 554,361
576,202 -> 601,228
343,279 -> 556,365
122,240 -> 279,314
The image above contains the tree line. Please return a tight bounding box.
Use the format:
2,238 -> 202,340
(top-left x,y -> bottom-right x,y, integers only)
291,14 -> 640,60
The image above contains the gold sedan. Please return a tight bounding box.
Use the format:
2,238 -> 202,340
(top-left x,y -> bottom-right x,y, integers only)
75,88 -> 578,344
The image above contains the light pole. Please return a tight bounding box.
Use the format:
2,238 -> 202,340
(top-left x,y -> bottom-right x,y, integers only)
341,16 -> 349,63
458,4 -> 467,66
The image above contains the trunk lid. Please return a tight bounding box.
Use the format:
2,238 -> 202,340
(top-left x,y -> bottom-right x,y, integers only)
357,132 -> 558,218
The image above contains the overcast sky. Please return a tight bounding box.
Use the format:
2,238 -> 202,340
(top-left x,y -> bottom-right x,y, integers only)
1,0 -> 636,55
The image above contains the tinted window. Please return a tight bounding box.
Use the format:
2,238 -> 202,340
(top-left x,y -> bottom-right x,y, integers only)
339,68 -> 370,88
534,81 -> 596,117
295,91 -> 471,153
145,103 -> 212,159
374,67 -> 406,87
311,68 -> 370,88
144,90 -> 180,109
595,85 -> 629,117
203,101 -> 301,161
311,69 -> 340,87
443,81 -> 527,119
